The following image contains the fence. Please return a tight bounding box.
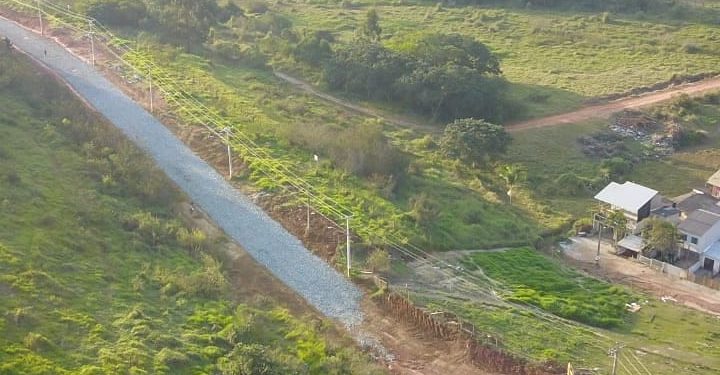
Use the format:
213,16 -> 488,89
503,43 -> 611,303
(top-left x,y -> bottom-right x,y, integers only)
372,276 -> 566,375
636,254 -> 688,279
687,273 -> 720,290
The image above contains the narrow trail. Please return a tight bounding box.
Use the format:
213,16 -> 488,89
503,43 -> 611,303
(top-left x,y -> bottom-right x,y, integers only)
275,71 -> 720,133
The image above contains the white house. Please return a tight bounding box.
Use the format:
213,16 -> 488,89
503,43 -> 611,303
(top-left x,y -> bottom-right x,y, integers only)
678,209 -> 720,274
594,181 -> 662,227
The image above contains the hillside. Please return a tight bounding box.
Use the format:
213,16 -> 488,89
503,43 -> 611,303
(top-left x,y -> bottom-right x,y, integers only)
0,48 -> 383,374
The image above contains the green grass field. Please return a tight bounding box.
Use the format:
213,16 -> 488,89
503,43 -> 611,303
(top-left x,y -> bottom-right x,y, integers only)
275,1 -> 720,107
417,247 -> 720,372
461,247 -> 633,328
0,51 -> 381,374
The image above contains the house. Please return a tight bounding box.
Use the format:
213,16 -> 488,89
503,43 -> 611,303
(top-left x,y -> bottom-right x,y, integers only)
678,209 -> 720,274
594,181 -> 662,227
707,170 -> 720,199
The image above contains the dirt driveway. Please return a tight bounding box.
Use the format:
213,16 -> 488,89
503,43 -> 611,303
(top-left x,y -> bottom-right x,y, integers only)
562,237 -> 720,316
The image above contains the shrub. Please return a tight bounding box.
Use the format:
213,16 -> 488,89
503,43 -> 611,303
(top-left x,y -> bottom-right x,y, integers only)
365,249 -> 391,273
79,0 -> 147,27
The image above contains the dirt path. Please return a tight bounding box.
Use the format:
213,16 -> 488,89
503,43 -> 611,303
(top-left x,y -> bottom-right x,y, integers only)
275,71 -> 720,133
563,237 -> 720,316
507,76 -> 720,131
274,71 -> 440,132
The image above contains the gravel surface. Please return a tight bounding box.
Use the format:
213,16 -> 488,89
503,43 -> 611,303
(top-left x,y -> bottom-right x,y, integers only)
0,17 -> 363,327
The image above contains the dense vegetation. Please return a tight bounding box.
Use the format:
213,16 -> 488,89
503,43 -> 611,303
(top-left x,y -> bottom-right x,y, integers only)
0,50 -> 382,374
461,248 -> 633,327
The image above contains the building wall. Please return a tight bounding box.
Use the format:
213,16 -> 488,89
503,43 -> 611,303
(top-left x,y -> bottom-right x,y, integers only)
710,184 -> 720,199
682,221 -> 720,252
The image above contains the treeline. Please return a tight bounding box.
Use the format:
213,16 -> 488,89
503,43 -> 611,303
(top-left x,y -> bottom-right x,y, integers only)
318,34 -> 508,122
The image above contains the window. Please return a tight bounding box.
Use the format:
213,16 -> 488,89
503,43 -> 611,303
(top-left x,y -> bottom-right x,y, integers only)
680,234 -> 688,241
691,237 -> 699,245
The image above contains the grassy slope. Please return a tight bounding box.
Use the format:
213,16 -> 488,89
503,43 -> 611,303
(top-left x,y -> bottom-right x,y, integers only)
0,51 -> 381,374
276,1 -> 720,117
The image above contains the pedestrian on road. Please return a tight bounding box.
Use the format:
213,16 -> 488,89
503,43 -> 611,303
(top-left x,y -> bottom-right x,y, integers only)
44,49 -> 47,58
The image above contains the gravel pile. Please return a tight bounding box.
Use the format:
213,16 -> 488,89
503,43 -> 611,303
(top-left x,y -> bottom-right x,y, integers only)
0,18 -> 363,327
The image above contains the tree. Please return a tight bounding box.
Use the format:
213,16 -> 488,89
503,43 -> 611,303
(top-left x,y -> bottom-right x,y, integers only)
440,118 -> 511,166
642,218 -> 678,262
408,193 -> 440,230
151,0 -> 220,48
402,33 -> 501,75
360,9 -> 382,42
498,164 -> 526,204
606,209 -> 628,242
365,249 -> 391,274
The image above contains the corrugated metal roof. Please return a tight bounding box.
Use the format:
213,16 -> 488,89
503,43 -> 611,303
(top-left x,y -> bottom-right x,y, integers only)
678,209 -> 720,236
707,169 -> 720,187
594,181 -> 658,213
617,234 -> 645,252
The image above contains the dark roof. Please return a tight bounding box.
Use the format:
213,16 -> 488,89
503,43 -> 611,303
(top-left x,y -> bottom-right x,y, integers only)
673,191 -> 720,215
678,209 -> 720,237
651,206 -> 680,218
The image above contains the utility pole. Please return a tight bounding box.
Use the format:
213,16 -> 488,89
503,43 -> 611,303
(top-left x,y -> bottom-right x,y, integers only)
36,0 -> 43,35
305,192 -> 310,236
88,20 -> 95,66
345,215 -> 351,277
148,70 -> 154,113
596,223 -> 603,266
609,343 -> 622,375
224,127 -> 233,179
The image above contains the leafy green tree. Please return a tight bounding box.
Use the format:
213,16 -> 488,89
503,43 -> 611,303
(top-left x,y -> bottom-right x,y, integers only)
365,249 -> 391,274
360,9 -> 382,41
498,164 -> 526,204
79,0 -> 147,27
151,0 -> 220,47
408,193 -> 440,230
642,218 -> 678,262
292,31 -> 333,66
440,118 -> 511,166
402,33 -> 501,75
607,209 -> 628,242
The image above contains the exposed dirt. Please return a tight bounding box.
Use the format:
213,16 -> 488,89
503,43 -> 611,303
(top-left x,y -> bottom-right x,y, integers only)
0,12 -> 497,374
274,71 -> 720,134
562,237 -> 720,316
507,77 -> 720,132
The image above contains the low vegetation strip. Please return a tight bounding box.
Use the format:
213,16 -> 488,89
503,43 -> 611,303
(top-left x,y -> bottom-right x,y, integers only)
0,50 -> 381,374
461,248 -> 633,328
0,16 -> 364,327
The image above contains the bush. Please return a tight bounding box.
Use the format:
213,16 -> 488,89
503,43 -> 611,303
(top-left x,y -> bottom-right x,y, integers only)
79,0 -> 147,27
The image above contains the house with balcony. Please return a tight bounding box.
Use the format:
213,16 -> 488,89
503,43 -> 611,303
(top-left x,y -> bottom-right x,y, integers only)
677,209 -> 720,275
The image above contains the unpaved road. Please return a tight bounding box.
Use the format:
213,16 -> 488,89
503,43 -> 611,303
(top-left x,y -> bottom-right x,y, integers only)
275,71 -> 720,133
508,76 -> 720,131
563,237 -> 720,316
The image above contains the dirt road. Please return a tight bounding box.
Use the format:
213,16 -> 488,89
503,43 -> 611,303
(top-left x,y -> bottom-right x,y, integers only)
507,76 -> 720,131
275,71 -> 720,133
563,237 -> 720,316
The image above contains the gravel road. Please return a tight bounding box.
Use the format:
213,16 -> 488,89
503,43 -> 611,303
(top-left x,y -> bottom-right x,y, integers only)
0,17 -> 363,327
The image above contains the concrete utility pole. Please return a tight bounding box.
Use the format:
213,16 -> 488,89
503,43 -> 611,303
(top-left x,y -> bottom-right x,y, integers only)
345,215 -> 351,277
305,192 -> 311,235
36,0 -> 43,35
609,344 -> 622,375
224,127 -> 233,179
88,20 -> 95,66
596,223 -> 603,266
148,70 -> 154,113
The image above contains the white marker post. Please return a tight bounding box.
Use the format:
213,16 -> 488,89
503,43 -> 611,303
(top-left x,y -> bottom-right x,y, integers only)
36,1 -> 43,35
88,20 -> 95,66
224,127 -> 233,179
345,215 -> 351,277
